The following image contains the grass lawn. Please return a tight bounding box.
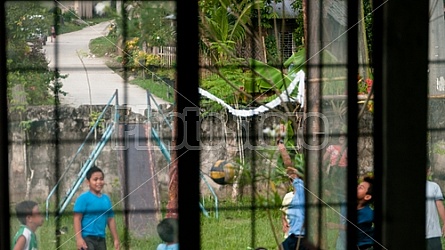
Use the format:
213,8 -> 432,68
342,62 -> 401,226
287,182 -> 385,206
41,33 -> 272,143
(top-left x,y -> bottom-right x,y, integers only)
9,197 -> 355,249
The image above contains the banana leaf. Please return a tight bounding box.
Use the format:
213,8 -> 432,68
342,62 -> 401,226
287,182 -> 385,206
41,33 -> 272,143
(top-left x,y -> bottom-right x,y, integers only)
248,59 -> 292,93
284,48 -> 306,76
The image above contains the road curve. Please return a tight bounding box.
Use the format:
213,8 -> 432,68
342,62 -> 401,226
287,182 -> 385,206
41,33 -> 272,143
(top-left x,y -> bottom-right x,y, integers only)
44,21 -> 170,115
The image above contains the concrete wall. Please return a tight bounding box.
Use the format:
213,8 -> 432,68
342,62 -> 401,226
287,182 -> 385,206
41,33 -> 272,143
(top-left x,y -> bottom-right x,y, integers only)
8,103 -> 375,205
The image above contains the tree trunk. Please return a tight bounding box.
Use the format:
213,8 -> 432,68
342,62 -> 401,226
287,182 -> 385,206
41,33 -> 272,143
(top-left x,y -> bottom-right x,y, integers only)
305,0 -> 326,248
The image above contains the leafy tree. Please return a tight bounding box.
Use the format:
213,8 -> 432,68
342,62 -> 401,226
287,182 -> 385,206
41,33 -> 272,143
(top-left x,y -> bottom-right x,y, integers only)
199,0 -> 272,63
6,1 -> 65,107
114,1 -> 175,47
290,0 -> 305,50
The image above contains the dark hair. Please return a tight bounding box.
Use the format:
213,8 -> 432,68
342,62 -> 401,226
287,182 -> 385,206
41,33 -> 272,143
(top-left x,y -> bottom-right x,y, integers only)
86,166 -> 104,180
15,200 -> 38,225
157,218 -> 178,243
363,176 -> 374,203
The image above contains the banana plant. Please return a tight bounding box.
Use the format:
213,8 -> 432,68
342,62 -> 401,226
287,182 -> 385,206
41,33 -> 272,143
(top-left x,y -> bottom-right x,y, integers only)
248,58 -> 291,93
246,47 -> 306,94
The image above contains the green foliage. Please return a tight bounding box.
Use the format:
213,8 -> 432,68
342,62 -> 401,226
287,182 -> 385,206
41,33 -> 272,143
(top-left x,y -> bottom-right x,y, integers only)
200,198 -> 283,250
433,141 -> 445,155
6,1 -> 51,41
89,36 -> 118,57
283,47 -> 306,74
89,111 -> 105,129
7,51 -> 65,106
132,79 -> 174,103
199,58 -> 300,113
199,1 -> 250,63
19,120 -> 33,131
363,0 -> 373,63
200,62 -> 263,113
116,1 -> 176,47
291,0 -> 305,49
284,47 -> 369,97
57,16 -> 113,34
249,58 -> 291,93
264,35 -> 279,65
6,1 -> 70,106
61,7 -> 77,23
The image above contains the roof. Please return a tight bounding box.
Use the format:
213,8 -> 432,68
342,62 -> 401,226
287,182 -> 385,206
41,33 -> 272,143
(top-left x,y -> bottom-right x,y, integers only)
268,0 -> 299,19
327,0 -> 347,26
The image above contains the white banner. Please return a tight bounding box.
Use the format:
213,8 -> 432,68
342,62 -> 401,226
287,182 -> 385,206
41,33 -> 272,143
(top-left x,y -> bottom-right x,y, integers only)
199,70 -> 305,117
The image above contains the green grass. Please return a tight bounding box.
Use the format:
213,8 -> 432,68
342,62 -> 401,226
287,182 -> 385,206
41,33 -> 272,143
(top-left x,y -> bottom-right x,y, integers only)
58,17 -> 114,35
9,196 -> 364,249
132,78 -> 175,103
9,199 -> 284,250
10,200 -> 161,250
200,204 -> 283,250
89,36 -> 118,57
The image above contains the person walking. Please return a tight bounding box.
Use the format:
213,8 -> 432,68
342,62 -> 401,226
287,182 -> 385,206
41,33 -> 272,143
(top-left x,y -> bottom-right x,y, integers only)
50,26 -> 56,42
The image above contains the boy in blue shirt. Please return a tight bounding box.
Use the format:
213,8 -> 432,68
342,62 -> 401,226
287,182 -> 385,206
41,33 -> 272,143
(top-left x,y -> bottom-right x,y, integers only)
278,139 -> 311,250
156,218 -> 179,250
74,166 -> 120,250
328,176 -> 374,249
281,167 -> 306,250
356,176 -> 374,249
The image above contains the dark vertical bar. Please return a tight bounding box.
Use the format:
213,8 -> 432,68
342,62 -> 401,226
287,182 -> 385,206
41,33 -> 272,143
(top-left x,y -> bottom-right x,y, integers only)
346,0 -> 358,249
0,1 -> 11,250
176,0 -> 200,250
372,0 -> 384,249
375,0 -> 428,249
305,0 -> 323,245
52,1 -> 62,247
249,119 -> 257,247
120,2 -> 130,249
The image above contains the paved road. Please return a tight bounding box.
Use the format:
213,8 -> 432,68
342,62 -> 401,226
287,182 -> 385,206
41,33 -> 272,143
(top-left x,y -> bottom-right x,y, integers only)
44,21 -> 169,115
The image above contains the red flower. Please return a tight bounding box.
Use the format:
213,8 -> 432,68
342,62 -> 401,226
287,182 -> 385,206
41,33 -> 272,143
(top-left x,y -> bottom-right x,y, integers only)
366,79 -> 373,93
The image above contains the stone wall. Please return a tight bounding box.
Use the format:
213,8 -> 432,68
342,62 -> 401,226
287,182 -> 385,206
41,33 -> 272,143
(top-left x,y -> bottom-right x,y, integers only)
8,105 -> 145,204
429,98 -> 445,187
8,103 -> 375,205
151,102 -> 375,200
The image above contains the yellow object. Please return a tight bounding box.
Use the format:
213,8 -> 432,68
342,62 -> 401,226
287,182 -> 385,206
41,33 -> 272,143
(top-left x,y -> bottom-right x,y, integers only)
209,160 -> 238,185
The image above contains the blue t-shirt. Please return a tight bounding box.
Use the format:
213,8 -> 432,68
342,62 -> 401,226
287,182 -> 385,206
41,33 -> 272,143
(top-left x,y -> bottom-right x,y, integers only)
287,178 -> 305,236
357,204 -> 374,246
156,243 -> 179,250
73,191 -> 115,238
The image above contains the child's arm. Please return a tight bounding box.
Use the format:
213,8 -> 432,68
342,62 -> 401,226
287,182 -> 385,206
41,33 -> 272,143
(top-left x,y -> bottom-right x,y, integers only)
74,213 -> 87,250
277,141 -> 293,169
281,212 -> 290,234
12,235 -> 26,250
435,200 -> 445,237
108,217 -> 120,249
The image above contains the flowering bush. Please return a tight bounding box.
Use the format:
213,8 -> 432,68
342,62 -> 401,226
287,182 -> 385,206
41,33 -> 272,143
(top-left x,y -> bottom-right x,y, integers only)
358,77 -> 373,95
124,38 -> 162,72
358,76 -> 374,112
